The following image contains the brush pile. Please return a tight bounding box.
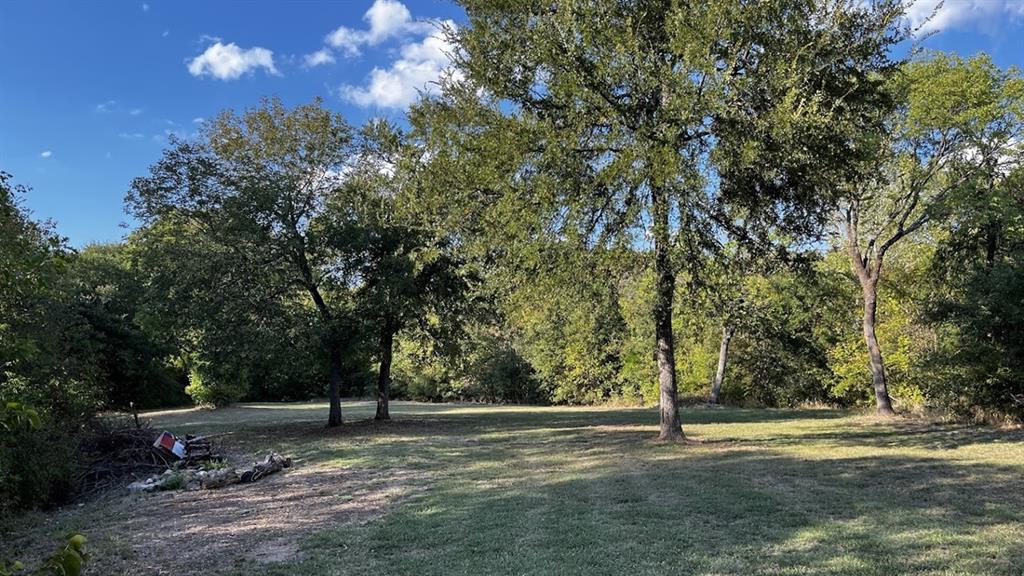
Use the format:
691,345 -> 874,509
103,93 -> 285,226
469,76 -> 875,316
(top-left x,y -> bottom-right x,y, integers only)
74,415 -> 292,497
75,416 -> 183,498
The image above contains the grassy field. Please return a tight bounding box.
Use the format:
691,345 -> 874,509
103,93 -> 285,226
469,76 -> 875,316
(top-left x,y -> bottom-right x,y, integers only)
5,401 -> 1024,575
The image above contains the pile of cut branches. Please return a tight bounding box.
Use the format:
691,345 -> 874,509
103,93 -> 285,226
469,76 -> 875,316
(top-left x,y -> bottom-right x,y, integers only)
75,416 -> 176,498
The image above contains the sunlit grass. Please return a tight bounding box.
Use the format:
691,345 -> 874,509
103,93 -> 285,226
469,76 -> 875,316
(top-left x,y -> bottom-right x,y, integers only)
146,402 -> 1024,575
8,402 -> 1024,575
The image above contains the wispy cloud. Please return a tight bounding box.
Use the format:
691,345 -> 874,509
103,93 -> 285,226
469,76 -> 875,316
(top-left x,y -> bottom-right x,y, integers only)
141,3 -> 149,12
303,48 -> 335,68
118,132 -> 145,139
908,0 -> 1024,33
95,100 -> 145,116
40,150 -> 52,158
187,41 -> 280,80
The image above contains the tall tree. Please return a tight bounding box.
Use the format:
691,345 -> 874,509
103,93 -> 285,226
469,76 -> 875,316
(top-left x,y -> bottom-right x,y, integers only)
128,98 -> 359,427
839,53 -> 1024,415
428,0 -> 905,439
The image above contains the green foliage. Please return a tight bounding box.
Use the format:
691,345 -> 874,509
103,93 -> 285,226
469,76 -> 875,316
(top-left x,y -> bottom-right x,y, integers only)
0,172 -> 98,422
923,162 -> 1024,422
1,532 -> 88,576
127,98 -> 368,422
413,0 -> 906,437
0,173 -> 94,514
488,248 -> 644,405
0,401 -> 40,431
833,51 -> 1024,413
184,361 -> 246,408
822,249 -> 932,410
0,410 -> 78,518
65,243 -> 186,409
43,534 -> 88,576
391,326 -> 542,404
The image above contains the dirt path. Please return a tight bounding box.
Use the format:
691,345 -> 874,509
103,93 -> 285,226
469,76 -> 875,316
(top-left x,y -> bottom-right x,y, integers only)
4,465 -> 428,575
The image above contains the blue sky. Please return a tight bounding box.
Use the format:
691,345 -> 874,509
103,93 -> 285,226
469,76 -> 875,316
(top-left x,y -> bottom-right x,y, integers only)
1,0 -> 1023,246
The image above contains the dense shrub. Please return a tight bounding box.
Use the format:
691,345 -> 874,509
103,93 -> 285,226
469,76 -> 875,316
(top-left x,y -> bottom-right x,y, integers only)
0,421 -> 78,517
0,400 -> 78,518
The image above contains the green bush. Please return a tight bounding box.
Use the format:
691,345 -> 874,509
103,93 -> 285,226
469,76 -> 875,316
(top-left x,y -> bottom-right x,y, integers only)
0,402 -> 78,518
1,532 -> 89,576
184,363 -> 248,408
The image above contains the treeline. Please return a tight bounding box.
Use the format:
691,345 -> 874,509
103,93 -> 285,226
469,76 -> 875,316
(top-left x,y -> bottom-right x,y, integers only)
3,0 -> 1024,514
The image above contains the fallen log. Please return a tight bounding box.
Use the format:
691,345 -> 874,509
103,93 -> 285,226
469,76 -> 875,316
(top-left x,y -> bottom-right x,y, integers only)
126,452 -> 293,493
199,467 -> 240,489
239,453 -> 292,484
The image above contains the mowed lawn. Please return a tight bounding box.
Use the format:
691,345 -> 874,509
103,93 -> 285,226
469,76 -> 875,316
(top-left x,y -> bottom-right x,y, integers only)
8,401 -> 1024,575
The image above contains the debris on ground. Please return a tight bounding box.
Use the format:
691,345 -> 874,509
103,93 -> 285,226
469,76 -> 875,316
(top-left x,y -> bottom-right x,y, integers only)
76,416 -> 290,497
153,431 -> 186,458
148,429 -> 228,466
128,453 -> 292,493
76,417 -> 181,497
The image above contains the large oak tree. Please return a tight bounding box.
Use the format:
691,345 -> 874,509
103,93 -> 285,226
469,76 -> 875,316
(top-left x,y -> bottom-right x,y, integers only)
422,0 -> 906,439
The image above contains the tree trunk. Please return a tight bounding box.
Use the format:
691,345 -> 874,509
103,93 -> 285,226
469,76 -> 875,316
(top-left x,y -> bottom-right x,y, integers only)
985,218 -> 1000,269
327,340 -> 344,427
375,327 -> 395,421
845,202 -> 895,417
652,185 -> 684,441
860,284 -> 895,416
709,325 -> 733,405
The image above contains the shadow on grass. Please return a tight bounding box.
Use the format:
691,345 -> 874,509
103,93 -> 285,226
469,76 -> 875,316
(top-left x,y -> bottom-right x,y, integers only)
17,404 -> 1024,575
150,402 -> 845,437
205,405 -> 1021,473
262,445 -> 1024,576
190,407 -> 1024,575
753,421 -> 1024,451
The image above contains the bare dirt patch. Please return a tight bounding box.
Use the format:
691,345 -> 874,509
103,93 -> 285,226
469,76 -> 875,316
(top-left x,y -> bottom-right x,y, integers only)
4,465 -> 428,575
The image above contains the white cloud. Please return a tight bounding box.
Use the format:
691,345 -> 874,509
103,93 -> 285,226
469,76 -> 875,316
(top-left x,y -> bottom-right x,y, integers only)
187,42 -> 279,80
119,132 -> 145,139
162,29 -> 170,38
141,3 -> 149,12
326,28 -> 366,57
907,0 -> 1024,33
341,25 -> 458,109
304,48 -> 335,67
95,100 -> 117,113
129,108 -> 143,116
324,0 -> 432,57
40,150 -> 52,158
192,117 -> 205,124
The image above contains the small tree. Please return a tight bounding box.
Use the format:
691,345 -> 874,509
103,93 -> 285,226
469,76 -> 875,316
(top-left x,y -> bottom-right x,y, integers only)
344,122 -> 472,420
839,53 -> 1024,415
